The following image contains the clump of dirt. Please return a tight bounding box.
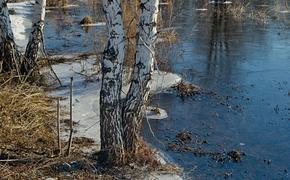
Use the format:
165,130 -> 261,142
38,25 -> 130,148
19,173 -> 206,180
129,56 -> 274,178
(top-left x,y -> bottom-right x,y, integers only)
212,150 -> 246,164
168,131 -> 246,164
80,16 -> 93,25
176,131 -> 192,143
151,107 -> 161,115
172,81 -> 200,98
227,150 -> 245,163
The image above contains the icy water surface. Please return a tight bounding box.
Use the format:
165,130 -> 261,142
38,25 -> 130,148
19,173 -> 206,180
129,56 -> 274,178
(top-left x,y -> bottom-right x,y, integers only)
42,0 -> 290,179
44,0 -> 105,54
144,1 -> 290,179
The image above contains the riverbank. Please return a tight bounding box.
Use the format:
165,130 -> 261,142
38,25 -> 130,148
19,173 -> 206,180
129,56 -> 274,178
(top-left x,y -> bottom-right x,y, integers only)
1,1 -> 184,179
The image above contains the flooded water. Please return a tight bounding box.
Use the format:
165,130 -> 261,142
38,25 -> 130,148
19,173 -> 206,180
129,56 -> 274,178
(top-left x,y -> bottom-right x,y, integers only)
42,0 -> 290,179
144,1 -> 290,179
44,0 -> 105,54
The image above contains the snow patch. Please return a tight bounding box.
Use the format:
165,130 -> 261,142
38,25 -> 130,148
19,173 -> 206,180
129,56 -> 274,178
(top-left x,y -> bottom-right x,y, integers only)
195,8 -> 208,11
81,22 -> 106,27
48,58 -> 181,144
209,1 -> 232,4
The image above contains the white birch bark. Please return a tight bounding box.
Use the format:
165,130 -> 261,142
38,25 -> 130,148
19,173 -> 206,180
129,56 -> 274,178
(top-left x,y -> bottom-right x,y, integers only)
23,0 -> 46,74
100,0 -> 125,164
123,0 -> 159,151
0,0 -> 20,73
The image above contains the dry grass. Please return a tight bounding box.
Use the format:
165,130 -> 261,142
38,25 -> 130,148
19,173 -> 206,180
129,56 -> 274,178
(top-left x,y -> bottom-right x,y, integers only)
158,30 -> 178,45
0,81 -> 179,178
225,1 -> 269,23
173,81 -> 201,98
124,140 -> 160,169
122,139 -> 181,175
0,81 -> 59,178
0,84 -> 56,159
0,80 -> 98,179
46,0 -> 68,7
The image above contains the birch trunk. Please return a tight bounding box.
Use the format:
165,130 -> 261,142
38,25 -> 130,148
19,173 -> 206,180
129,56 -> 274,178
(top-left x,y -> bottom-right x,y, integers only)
123,0 -> 159,152
100,0 -> 125,164
0,0 -> 20,73
23,0 -> 46,75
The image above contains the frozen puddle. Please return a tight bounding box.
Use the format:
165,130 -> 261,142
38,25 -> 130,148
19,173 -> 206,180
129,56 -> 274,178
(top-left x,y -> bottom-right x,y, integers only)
48,57 -> 181,144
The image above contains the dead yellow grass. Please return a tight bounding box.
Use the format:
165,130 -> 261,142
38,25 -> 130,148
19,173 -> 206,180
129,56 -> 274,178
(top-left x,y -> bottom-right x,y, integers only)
225,2 -> 269,23
0,84 -> 56,159
46,0 -> 68,7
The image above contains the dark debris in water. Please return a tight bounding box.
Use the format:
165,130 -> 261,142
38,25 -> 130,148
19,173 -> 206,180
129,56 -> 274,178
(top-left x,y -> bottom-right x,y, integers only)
227,150 -> 246,163
168,131 -> 246,164
172,81 -> 201,98
223,171 -> 233,179
176,131 -> 192,143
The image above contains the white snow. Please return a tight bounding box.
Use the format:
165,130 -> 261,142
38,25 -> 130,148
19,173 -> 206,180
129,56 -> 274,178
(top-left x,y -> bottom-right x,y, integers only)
146,107 -> 168,120
81,22 -> 106,27
209,1 -> 232,4
278,10 -> 290,13
48,57 -> 181,144
195,8 -> 208,11
145,173 -> 183,180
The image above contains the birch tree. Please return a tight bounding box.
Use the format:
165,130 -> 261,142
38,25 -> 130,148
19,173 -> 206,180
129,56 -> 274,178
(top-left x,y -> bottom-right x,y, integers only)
1,0 -> 46,76
0,0 -> 21,73
23,0 -> 46,75
100,0 -> 126,164
100,0 -> 159,162
123,0 -> 159,152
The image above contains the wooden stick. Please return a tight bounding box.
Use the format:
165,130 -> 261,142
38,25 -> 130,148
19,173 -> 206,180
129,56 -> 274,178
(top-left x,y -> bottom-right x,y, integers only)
57,97 -> 61,155
67,77 -> 74,156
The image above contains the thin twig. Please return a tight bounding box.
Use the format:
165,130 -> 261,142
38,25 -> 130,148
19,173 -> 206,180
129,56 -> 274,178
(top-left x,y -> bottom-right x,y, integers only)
0,158 -> 33,163
145,109 -> 166,149
66,77 -> 74,156
57,97 -> 61,155
40,30 -> 62,86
